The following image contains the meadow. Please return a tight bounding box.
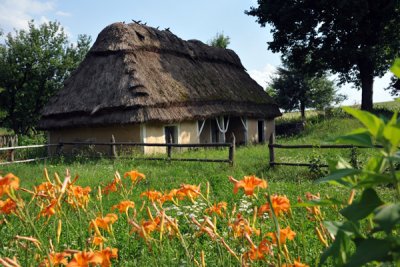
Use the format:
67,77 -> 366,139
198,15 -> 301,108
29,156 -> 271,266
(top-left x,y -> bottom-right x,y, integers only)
0,104 -> 398,266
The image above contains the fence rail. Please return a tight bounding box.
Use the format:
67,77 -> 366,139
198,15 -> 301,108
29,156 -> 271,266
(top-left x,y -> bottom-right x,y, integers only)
0,134 -> 236,166
268,136 -> 375,168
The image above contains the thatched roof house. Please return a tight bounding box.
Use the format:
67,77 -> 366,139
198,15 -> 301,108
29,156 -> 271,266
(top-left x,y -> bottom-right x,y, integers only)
39,22 -> 281,154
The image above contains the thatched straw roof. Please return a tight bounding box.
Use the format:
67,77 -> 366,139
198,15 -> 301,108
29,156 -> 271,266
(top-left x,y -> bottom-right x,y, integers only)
38,22 -> 281,130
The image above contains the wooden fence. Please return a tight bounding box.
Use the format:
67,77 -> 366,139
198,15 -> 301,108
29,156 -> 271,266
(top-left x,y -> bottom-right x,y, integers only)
0,144 -> 56,165
0,134 -> 236,166
268,135 -> 378,168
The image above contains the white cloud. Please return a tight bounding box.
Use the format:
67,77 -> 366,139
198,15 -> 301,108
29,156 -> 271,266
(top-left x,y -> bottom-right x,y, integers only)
56,11 -> 71,17
0,0 -> 54,31
38,15 -> 50,25
248,64 -> 277,88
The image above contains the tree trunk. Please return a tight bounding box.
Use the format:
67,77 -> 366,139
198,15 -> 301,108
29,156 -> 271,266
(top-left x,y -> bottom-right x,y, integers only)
358,59 -> 374,111
300,101 -> 306,121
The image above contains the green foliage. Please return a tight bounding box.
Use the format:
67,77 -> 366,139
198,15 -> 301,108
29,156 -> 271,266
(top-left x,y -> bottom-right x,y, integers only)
2,107 -> 398,265
208,32 -> 230,49
348,147 -> 360,169
0,20 -> 91,134
269,65 -> 346,119
246,0 -> 400,111
308,152 -> 328,179
315,104 -> 400,265
390,58 -> 400,78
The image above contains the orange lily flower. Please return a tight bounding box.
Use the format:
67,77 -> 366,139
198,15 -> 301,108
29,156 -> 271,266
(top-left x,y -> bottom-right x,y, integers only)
123,170 -> 145,183
43,252 -> 69,266
102,177 -> 120,195
35,182 -> 55,195
130,216 -> 162,238
96,247 -> 118,267
176,184 -> 201,200
140,190 -> 162,202
229,214 -> 260,238
244,239 -> 271,261
0,198 -> 17,214
229,175 -> 267,196
0,173 -> 20,197
38,199 -> 58,218
67,185 -> 91,209
66,251 -> 102,267
258,194 -> 290,217
158,189 -> 177,205
205,202 -> 227,217
90,213 -> 118,233
266,226 -> 296,245
141,217 -> 161,235
92,236 -> 107,246
111,200 -> 135,213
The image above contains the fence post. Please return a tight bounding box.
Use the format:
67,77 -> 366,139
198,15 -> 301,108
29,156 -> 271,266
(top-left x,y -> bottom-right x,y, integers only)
268,134 -> 275,168
110,135 -> 117,158
56,139 -> 64,156
229,133 -> 235,166
7,138 -> 15,162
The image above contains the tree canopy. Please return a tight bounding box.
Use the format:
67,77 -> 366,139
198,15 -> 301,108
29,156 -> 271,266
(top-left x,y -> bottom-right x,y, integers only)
268,65 -> 346,120
246,0 -> 400,111
0,21 -> 91,134
208,32 -> 230,49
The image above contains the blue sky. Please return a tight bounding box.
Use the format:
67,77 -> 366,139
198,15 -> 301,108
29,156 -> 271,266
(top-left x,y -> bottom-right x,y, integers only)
0,0 -> 395,105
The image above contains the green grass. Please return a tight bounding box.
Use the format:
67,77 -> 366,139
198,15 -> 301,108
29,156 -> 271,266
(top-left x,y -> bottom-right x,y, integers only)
1,114 -> 394,206
0,107 -> 398,266
1,117 -> 368,196
0,128 -> 12,135
372,100 -> 400,111
276,100 -> 400,124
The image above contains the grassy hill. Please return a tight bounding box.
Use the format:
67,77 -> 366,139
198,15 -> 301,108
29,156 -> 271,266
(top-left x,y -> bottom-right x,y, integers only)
1,102 -> 398,266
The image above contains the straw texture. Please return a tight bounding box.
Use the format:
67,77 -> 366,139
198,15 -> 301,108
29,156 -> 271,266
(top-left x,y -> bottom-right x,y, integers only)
39,22 -> 281,129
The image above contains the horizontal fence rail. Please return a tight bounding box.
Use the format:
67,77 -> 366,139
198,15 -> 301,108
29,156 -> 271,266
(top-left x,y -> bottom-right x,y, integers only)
0,134 -> 236,166
0,144 -> 58,151
268,136 -> 377,168
0,144 -> 57,166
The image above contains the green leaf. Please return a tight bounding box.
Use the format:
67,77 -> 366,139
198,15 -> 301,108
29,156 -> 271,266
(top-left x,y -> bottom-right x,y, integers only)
316,168 -> 361,186
346,238 -> 393,266
383,125 -> 400,148
387,112 -> 398,126
363,156 -> 385,173
340,188 -> 383,221
324,221 -> 360,237
343,107 -> 384,138
390,58 -> 400,78
319,230 -> 352,267
373,203 -> 400,234
356,172 -> 393,188
336,128 -> 373,147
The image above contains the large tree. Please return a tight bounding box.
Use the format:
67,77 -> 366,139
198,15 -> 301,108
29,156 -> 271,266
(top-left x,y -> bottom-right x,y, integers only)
0,21 -> 91,134
246,0 -> 400,111
268,66 -> 346,120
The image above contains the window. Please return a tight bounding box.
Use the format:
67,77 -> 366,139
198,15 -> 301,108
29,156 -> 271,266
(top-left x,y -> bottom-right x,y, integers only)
164,126 -> 178,144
